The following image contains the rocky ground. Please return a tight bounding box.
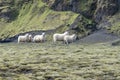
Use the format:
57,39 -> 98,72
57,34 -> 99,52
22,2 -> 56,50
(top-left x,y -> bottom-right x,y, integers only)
79,29 -> 119,44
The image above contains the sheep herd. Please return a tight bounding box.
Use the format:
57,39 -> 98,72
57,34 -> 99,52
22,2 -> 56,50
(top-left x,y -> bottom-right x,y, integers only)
18,31 -> 77,44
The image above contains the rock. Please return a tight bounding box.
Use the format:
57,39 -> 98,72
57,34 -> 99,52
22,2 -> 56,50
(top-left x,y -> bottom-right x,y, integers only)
0,0 -> 33,22
69,15 -> 97,36
50,0 -> 119,23
94,0 -> 119,23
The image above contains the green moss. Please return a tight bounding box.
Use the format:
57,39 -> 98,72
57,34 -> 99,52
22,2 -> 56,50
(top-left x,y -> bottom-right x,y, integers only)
72,15 -> 94,36
0,0 -> 96,40
0,0 -> 79,39
107,13 -> 120,34
77,0 -> 95,11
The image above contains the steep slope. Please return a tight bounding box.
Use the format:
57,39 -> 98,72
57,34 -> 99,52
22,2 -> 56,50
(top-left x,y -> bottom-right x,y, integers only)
51,0 -> 120,38
0,0 -> 79,40
0,0 -> 120,41
50,0 -> 119,22
94,0 -> 118,23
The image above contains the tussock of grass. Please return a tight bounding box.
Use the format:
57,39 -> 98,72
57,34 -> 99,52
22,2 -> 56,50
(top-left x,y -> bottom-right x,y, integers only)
0,42 -> 120,79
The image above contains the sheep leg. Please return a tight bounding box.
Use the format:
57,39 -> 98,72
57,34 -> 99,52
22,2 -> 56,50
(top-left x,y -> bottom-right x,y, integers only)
42,39 -> 45,42
66,40 -> 69,45
53,40 -> 56,43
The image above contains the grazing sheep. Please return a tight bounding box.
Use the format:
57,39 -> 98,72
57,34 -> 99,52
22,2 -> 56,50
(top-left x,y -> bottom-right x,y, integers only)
64,34 -> 77,44
33,32 -> 46,43
53,31 -> 69,43
18,33 -> 29,43
27,34 -> 33,42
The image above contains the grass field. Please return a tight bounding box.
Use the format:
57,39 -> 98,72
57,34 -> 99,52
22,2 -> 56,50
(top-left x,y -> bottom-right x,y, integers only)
0,42 -> 120,80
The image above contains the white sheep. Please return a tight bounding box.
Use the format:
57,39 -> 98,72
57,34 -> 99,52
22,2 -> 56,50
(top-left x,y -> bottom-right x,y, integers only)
18,33 -> 29,43
53,31 -> 69,43
33,32 -> 46,43
64,34 -> 77,44
27,34 -> 33,42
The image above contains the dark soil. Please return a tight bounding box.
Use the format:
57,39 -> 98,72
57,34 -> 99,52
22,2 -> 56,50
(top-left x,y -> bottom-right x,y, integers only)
79,29 -> 119,44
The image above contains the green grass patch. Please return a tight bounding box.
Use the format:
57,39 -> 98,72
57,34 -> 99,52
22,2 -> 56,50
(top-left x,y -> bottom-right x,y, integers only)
0,42 -> 120,79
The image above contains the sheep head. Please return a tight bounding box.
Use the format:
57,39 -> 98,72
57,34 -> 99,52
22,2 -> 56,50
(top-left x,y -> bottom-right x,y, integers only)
64,31 -> 69,35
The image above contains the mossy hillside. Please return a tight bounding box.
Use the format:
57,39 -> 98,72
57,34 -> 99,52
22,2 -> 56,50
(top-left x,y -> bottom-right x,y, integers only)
51,0 -> 96,18
78,0 -> 95,11
107,10 -> 120,35
70,14 -> 95,38
0,0 -> 32,22
110,22 -> 120,35
0,0 -> 78,40
1,0 -> 119,40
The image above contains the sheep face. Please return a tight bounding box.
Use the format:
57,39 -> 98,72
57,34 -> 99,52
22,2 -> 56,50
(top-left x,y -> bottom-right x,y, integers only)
42,32 -> 45,36
27,34 -> 33,42
33,34 -> 46,43
64,31 -> 69,35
